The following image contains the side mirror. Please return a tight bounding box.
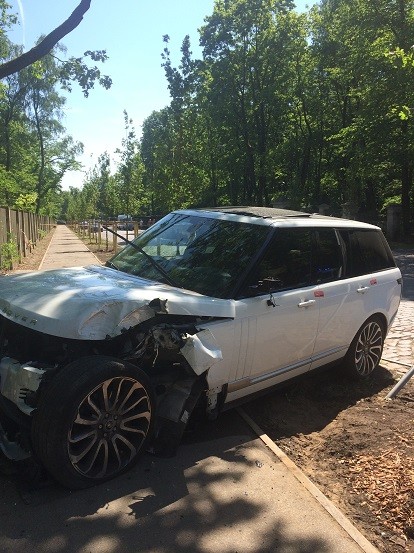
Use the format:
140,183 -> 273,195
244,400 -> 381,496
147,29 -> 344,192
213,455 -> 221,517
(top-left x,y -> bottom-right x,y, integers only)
259,277 -> 283,292
247,277 -> 283,296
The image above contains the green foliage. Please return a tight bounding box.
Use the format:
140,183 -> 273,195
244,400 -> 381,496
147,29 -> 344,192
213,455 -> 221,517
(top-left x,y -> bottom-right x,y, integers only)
14,192 -> 38,212
50,0 -> 414,237
115,110 -> 146,216
128,0 -> 412,232
0,4 -> 112,217
0,234 -> 18,270
58,50 -> 112,97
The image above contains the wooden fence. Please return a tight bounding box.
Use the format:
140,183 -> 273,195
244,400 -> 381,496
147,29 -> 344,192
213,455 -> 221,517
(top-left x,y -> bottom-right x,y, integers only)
0,207 -> 54,269
71,220 -> 141,254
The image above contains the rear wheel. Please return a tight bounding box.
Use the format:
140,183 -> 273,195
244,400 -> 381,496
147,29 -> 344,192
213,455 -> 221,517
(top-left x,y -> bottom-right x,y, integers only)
31,356 -> 154,489
343,317 -> 385,378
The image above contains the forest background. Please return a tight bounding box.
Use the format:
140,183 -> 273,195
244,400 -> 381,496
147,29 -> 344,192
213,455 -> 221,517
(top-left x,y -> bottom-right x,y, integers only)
1,0 -> 414,237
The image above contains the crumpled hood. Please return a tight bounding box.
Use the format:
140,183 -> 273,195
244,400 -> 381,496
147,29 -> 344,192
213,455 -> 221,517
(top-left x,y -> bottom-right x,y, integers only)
0,265 -> 234,340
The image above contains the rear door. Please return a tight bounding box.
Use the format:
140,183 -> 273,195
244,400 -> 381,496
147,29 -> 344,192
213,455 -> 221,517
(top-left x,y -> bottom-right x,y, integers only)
311,228 -> 401,369
310,228 -> 353,366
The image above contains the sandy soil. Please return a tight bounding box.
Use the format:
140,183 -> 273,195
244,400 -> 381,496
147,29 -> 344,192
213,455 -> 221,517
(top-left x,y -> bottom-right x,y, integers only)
244,366 -> 414,553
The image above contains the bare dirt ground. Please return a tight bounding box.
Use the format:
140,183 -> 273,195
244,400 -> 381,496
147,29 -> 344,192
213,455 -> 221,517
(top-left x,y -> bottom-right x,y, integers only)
244,365 -> 414,552
4,229 -> 414,553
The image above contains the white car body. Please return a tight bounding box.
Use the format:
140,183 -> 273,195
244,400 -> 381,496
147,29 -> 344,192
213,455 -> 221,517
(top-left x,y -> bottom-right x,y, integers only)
0,207 -> 402,487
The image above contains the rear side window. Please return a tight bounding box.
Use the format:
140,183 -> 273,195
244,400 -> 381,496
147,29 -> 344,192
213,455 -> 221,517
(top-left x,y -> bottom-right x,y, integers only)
339,229 -> 396,277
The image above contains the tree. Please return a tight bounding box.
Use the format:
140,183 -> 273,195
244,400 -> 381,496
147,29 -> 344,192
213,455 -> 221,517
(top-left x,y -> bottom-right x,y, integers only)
115,111 -> 145,217
199,0 -> 301,205
0,0 -> 92,79
0,2 -> 112,214
308,0 -> 414,230
0,47 -> 83,214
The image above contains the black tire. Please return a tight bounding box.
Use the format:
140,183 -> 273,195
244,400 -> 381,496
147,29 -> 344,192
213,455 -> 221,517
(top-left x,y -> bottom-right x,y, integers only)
31,356 -> 155,489
342,316 -> 385,379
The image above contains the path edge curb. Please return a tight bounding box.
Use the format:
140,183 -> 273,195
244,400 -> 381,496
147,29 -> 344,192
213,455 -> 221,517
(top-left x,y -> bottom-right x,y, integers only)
237,407 -> 380,553
37,226 -> 56,270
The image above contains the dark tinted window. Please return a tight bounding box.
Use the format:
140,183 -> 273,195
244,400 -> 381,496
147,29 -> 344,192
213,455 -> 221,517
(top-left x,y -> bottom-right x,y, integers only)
313,229 -> 343,283
243,228 -> 312,294
339,229 -> 396,277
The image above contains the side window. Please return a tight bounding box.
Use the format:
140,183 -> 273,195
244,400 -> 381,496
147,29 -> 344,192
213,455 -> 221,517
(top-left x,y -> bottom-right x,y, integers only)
313,229 -> 343,283
339,229 -> 396,277
243,228 -> 312,294
357,230 -> 396,272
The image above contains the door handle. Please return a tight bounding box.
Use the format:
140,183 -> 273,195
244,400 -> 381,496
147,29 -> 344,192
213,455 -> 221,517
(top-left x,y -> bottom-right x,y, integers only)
357,286 -> 370,294
298,299 -> 316,308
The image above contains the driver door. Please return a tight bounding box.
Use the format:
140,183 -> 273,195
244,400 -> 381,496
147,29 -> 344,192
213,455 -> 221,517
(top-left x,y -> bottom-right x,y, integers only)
227,228 -> 319,402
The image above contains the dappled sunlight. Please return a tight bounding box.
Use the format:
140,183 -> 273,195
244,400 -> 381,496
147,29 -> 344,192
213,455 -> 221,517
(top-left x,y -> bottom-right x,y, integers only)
1,412 -> 332,553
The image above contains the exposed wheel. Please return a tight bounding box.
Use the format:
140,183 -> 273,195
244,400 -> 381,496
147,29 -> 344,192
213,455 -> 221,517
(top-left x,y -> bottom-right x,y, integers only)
31,356 -> 154,489
343,316 -> 385,378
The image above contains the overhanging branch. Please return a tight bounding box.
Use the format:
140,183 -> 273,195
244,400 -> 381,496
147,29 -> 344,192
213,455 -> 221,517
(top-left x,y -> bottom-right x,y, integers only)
0,0 -> 92,79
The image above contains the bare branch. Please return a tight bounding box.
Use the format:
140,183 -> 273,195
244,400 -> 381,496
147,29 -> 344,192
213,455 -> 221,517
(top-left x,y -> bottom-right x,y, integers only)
0,0 -> 92,79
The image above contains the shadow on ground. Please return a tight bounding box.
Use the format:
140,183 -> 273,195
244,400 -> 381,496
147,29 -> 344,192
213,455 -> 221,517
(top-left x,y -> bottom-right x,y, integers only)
0,410 -> 332,553
243,364 -> 395,439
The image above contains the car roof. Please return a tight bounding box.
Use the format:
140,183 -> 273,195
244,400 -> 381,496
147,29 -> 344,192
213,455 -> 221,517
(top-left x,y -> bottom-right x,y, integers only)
173,207 -> 380,230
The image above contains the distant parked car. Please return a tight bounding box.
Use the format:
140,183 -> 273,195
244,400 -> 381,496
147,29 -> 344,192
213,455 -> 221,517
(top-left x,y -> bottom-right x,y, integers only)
117,221 -> 135,231
79,221 -> 103,232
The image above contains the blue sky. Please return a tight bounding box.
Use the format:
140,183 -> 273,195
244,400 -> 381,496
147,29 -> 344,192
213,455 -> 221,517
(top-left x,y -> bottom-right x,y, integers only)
7,0 -> 311,189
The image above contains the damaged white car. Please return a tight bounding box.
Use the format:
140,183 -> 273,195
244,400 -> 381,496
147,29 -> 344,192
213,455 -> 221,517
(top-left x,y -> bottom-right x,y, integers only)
0,207 -> 401,488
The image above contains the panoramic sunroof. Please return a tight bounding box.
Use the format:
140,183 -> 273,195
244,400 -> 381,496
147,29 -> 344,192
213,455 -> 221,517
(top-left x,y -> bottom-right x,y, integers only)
201,206 -> 311,218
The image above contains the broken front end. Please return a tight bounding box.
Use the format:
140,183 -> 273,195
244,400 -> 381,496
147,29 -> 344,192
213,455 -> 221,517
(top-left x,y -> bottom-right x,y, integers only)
0,306 -> 225,488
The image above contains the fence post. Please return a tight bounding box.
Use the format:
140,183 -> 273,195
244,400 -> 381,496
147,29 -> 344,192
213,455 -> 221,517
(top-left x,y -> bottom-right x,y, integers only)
4,207 -> 14,269
16,210 -> 23,263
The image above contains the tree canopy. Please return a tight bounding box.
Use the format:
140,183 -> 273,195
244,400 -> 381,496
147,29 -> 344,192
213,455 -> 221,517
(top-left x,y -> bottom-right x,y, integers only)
2,0 -> 414,237
0,0 -> 111,216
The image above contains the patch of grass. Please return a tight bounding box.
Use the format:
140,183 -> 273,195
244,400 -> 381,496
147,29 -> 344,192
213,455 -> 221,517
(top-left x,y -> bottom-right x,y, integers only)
0,236 -> 19,270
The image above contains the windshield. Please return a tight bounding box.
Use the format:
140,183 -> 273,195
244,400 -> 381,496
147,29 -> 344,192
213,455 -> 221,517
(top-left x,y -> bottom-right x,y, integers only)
109,213 -> 270,298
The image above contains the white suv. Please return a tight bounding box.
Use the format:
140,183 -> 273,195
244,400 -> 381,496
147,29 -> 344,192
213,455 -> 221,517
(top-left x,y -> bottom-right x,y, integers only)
0,207 -> 401,488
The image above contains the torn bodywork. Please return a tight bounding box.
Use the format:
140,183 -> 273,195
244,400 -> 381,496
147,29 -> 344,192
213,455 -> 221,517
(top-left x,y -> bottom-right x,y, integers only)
0,296 -> 225,463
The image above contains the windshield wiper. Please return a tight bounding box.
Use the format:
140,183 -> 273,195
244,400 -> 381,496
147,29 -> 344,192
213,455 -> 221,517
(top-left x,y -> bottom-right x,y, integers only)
106,260 -> 119,270
102,225 -> 181,288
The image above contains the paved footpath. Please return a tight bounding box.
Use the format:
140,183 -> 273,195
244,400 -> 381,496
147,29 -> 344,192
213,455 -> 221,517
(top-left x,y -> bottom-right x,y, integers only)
382,300 -> 413,367
39,224 -> 101,270
382,250 -> 414,370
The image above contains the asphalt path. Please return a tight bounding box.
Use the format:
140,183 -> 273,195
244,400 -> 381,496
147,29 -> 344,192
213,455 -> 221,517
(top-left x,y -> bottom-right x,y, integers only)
0,410 -> 373,553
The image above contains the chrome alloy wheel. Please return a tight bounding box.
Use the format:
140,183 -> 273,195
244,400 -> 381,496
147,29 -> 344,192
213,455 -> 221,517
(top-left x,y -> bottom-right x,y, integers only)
68,377 -> 151,480
354,321 -> 384,377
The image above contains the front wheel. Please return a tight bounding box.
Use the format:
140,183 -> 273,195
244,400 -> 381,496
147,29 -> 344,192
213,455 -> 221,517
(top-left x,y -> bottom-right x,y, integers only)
343,317 -> 385,379
31,356 -> 154,489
